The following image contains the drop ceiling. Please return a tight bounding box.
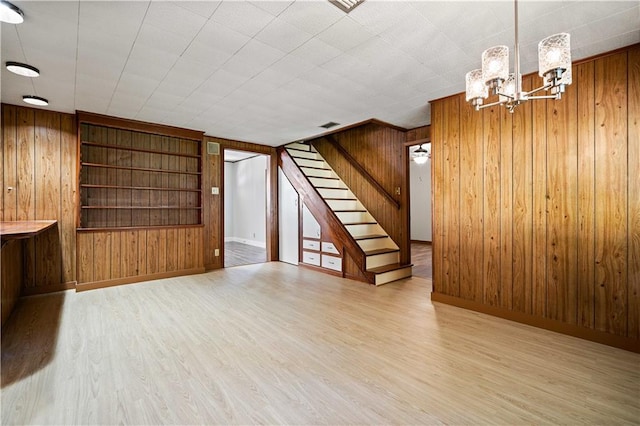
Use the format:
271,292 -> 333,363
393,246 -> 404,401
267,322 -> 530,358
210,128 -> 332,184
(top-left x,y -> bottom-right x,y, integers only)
2,1 -> 638,146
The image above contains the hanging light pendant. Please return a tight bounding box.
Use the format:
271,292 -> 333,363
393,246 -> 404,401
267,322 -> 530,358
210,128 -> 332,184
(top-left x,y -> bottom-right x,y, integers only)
465,0 -> 571,113
0,0 -> 24,24
411,144 -> 430,165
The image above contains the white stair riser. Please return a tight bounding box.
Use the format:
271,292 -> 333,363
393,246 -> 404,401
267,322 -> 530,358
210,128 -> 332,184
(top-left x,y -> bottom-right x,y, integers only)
301,167 -> 335,178
318,188 -> 354,199
336,211 -> 374,224
366,252 -> 400,269
346,223 -> 384,237
308,177 -> 344,188
287,142 -> 312,151
294,158 -> 328,169
326,199 -> 363,211
374,266 -> 413,286
288,149 -> 322,160
356,237 -> 398,252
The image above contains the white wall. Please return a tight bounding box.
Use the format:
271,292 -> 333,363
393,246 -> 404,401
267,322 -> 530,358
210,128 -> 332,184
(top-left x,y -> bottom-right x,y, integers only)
410,151 -> 432,242
224,155 -> 267,248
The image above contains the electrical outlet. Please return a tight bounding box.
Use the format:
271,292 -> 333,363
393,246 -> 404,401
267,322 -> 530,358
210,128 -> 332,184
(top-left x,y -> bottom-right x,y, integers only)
211,187 -> 219,195
214,249 -> 219,256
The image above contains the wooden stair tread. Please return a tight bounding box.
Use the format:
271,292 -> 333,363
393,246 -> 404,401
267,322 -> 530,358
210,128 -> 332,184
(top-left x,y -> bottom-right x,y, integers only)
299,165 -> 330,171
324,197 -> 357,201
344,221 -> 377,225
286,147 -> 313,153
365,248 -> 399,256
367,263 -> 412,274
333,209 -> 366,213
354,234 -> 388,241
316,186 -> 347,190
310,177 -> 340,180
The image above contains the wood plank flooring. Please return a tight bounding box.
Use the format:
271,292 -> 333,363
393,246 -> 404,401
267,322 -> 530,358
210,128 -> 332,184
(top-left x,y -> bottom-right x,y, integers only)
411,241 -> 433,279
224,241 -> 266,268
2,262 -> 638,425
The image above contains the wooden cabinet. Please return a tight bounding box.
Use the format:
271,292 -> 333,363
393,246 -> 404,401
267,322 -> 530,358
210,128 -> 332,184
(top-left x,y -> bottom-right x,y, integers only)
79,123 -> 202,229
300,202 -> 342,274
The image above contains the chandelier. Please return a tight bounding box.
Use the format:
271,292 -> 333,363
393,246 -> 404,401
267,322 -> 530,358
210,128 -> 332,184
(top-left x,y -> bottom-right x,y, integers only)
465,0 -> 572,113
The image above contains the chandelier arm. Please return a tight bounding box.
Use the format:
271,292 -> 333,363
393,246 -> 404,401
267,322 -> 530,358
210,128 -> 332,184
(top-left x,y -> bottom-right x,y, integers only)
527,94 -> 561,100
526,83 -> 553,96
476,100 -> 507,110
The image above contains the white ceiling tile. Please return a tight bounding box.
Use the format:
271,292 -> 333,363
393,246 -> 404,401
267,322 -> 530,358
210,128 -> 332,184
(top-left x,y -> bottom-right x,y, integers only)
145,2 -> 207,39
278,1 -> 344,36
211,1 -> 275,37
196,21 -> 252,55
199,69 -> 249,98
250,1 -> 295,17
255,17 -> 314,53
78,2 -> 149,41
222,39 -> 287,78
172,1 -> 221,19
135,22 -> 193,56
316,17 -> 375,52
290,37 -> 342,66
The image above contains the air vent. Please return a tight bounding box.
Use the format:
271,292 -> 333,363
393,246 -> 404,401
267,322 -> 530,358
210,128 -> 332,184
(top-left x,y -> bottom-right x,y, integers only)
207,141 -> 220,155
320,121 -> 340,129
328,0 -> 365,13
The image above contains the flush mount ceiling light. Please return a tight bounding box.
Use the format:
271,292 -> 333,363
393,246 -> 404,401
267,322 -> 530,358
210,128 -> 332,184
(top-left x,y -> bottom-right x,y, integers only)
411,144 -> 430,165
465,0 -> 572,113
23,95 -> 49,106
328,0 -> 365,14
320,121 -> 340,129
0,0 -> 24,24
6,61 -> 40,77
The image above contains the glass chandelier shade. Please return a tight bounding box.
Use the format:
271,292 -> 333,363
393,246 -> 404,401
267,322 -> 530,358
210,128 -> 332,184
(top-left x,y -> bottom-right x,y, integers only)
465,69 -> 488,102
499,74 -> 516,103
482,45 -> 509,88
538,33 -> 571,80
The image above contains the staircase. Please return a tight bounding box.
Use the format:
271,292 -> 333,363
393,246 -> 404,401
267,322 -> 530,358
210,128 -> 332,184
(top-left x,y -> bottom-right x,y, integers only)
281,142 -> 412,285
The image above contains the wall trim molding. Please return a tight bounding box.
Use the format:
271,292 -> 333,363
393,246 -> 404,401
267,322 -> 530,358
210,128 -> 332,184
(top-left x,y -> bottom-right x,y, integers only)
76,268 -> 205,292
431,292 -> 640,353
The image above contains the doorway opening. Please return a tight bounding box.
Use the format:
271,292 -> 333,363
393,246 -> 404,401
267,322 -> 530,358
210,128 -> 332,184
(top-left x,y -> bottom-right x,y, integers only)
223,149 -> 268,267
409,143 -> 433,279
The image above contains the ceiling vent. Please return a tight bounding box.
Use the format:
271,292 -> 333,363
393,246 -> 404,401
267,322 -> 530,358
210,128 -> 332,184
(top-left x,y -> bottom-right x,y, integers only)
319,121 -> 340,129
328,0 -> 365,14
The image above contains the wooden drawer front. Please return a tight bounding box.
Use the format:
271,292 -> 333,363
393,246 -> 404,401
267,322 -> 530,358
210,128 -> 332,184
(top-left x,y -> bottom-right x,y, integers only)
303,240 -> 320,251
321,254 -> 342,272
302,251 -> 320,266
321,242 -> 340,255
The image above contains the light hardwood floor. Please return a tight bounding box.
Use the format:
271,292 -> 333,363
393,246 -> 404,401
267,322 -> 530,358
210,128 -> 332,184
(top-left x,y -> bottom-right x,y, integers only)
411,242 -> 432,279
224,241 -> 266,268
2,262 -> 638,425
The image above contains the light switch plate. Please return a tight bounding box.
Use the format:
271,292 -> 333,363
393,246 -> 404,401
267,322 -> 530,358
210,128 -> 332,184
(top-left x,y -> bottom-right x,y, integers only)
211,187 -> 219,195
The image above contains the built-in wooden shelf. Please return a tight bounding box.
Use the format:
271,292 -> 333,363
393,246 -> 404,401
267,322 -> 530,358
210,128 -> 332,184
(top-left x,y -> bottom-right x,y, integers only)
79,122 -> 202,229
82,163 -> 201,176
81,141 -> 201,159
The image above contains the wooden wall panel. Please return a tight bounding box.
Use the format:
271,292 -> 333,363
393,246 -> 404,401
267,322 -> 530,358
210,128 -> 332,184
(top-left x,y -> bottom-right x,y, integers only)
430,44 -> 639,350
594,52 -> 628,336
1,241 -> 22,326
1,104 -> 77,296
628,46 -> 640,339
442,97 -> 460,297
546,75 -> 578,324
431,101 -> 444,292
512,75 -> 534,314
576,61 -> 596,329
482,105 -> 501,307
459,97 -> 483,302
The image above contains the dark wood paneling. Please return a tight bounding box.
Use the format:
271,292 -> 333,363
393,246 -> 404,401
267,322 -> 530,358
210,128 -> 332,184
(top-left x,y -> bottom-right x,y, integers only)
628,46 -> 640,339
1,104 -> 77,295
594,52 -> 628,336
1,241 -> 22,326
430,44 -> 639,350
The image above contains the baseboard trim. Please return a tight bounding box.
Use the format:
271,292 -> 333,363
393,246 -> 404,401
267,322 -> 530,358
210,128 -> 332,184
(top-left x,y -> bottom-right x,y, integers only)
76,268 -> 206,292
411,240 -> 432,244
431,292 -> 640,353
21,281 -> 77,296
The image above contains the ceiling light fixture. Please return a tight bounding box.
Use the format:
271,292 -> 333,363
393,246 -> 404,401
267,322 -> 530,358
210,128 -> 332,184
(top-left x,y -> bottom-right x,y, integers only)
22,95 -> 49,106
465,0 -> 571,113
411,144 -> 430,165
0,0 -> 24,24
6,61 -> 40,77
328,0 -> 365,14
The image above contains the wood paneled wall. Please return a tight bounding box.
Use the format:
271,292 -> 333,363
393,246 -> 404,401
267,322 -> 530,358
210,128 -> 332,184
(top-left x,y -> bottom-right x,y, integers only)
312,122 -> 410,264
430,45 -> 640,351
76,227 -> 203,290
202,136 -> 278,270
1,104 -> 77,294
